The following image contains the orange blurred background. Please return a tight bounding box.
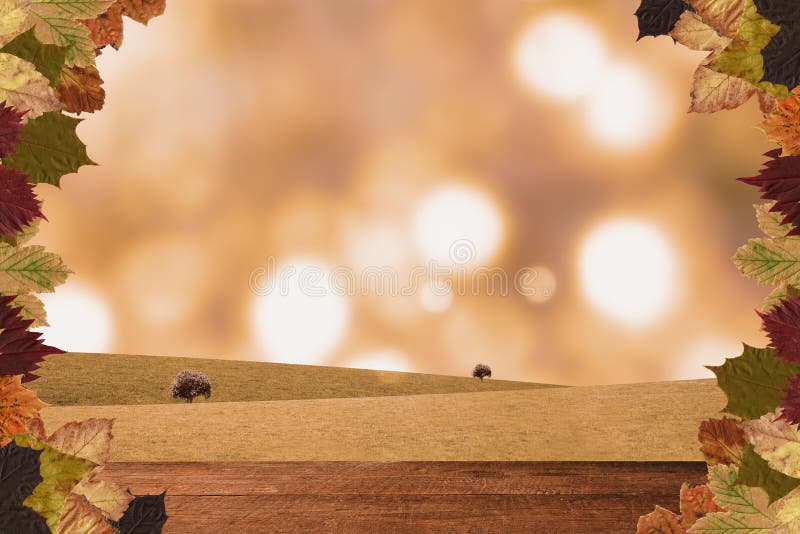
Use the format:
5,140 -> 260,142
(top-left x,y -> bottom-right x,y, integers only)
29,0 -> 776,385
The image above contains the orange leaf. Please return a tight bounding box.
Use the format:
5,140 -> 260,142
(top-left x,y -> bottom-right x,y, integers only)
81,3 -> 124,50
57,493 -> 113,534
0,374 -> 46,446
636,505 -> 685,533
762,93 -> 800,156
118,0 -> 165,25
679,483 -> 724,528
698,417 -> 748,465
56,65 -> 105,115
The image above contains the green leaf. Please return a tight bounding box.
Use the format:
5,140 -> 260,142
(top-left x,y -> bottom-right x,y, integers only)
708,0 -> 788,98
690,463 -> 777,532
756,202 -> 800,240
0,28 -> 67,86
707,344 -> 800,419
13,433 -> 96,533
733,237 -> 800,286
0,243 -> 71,293
736,445 -> 800,504
27,0 -> 115,67
2,111 -> 94,186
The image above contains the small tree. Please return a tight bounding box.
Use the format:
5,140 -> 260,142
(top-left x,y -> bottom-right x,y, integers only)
472,363 -> 491,381
170,369 -> 211,403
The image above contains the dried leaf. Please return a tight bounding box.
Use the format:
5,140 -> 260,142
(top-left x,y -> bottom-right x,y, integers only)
698,417 -> 748,465
44,418 -> 114,465
781,374 -> 800,425
740,151 -> 800,236
0,435 -> 44,508
0,28 -> 67,87
81,3 -> 123,49
744,409 -> 800,478
0,243 -> 71,295
118,0 -> 165,25
57,493 -> 113,534
111,492 -> 167,533
762,93 -> 800,156
0,295 -> 65,382
760,21 -> 800,91
637,505 -> 685,533
72,477 -> 133,522
689,64 -> 756,112
56,64 -> 104,114
670,11 -> 732,51
0,100 -> 25,157
763,283 -> 800,314
733,237 -> 800,286
0,374 -> 46,445
736,445 -> 800,503
759,295 -> 800,366
0,52 -> 59,119
680,483 -> 724,528
1,292 -> 48,327
688,0 -> 745,38
0,166 -> 44,240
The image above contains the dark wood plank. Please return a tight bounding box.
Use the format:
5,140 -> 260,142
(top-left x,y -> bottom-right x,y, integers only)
98,462 -> 707,533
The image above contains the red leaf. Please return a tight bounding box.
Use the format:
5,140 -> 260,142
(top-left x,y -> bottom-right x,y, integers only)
0,102 -> 25,159
780,373 -> 800,424
0,166 -> 44,239
739,149 -> 800,237
0,295 -> 64,382
758,294 -> 800,365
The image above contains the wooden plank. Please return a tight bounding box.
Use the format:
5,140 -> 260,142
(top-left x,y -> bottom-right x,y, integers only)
97,462 -> 707,533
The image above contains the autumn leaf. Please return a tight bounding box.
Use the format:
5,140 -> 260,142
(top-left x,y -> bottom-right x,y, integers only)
0,1 -> 35,48
0,52 -> 60,119
759,21 -> 800,90
0,28 -> 67,87
72,476 -> 133,522
111,492 -> 167,533
0,243 -> 71,294
733,237 -> 800,285
0,374 -> 46,445
759,294 -> 800,365
689,64 -> 757,112
680,483 -> 724,528
0,101 -> 25,157
763,283 -> 800,314
0,440 -> 48,533
81,3 -> 123,50
671,11 -> 732,51
708,0 -> 788,98
690,463 -> 778,531
57,493 -> 113,534
1,292 -> 48,327
756,201 -> 798,239
781,374 -> 800,425
636,505 -> 685,533
43,418 -> 114,465
56,64 -> 104,114
688,0 -> 745,38
736,444 -> 800,503
119,0 -> 166,25
744,409 -> 800,480
2,111 -> 95,186
761,93 -> 800,156
707,344 -> 800,419
14,432 -> 96,533
740,152 -> 800,237
698,417 -> 748,465
26,0 -> 116,67
0,295 -> 65,381
0,166 -> 44,240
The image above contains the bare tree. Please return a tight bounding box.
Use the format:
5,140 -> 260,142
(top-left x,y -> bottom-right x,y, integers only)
170,369 -> 212,403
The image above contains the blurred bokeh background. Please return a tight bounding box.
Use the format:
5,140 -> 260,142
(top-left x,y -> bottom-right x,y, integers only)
29,0 -> 776,385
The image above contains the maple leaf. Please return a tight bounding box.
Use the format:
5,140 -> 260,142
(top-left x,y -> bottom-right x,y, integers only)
760,22 -> 800,90
0,52 -> 60,119
761,94 -> 800,156
0,437 -> 43,507
763,283 -> 800,313
0,28 -> 67,87
759,294 -> 800,365
780,374 -> 800,425
689,65 -> 757,112
736,444 -> 800,503
707,344 -> 800,419
636,505 -> 685,533
0,101 -> 25,158
81,3 -> 123,50
56,64 -> 104,114
744,409 -> 800,479
2,111 -> 95,186
25,0 -> 116,67
72,475 -> 133,522
698,417 -> 748,465
671,11 -> 732,51
111,492 -> 167,533
57,493 -> 113,534
708,0 -> 788,98
1,292 -> 48,327
688,0 -> 745,38
14,432 -> 97,533
0,295 -> 65,382
690,463 -> 778,531
740,152 -> 800,236
118,0 -> 166,25
680,483 -> 724,528
733,237 -> 800,285
0,374 -> 46,446
0,166 -> 44,240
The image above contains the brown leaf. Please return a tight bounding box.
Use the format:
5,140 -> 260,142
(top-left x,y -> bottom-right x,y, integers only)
57,493 -> 113,534
670,11 -> 730,52
688,0 -> 745,39
56,65 -> 105,115
81,3 -> 124,50
679,483 -> 724,528
118,0 -> 165,25
0,374 -> 46,446
25,415 -> 46,441
698,417 -> 748,465
636,505 -> 685,533
689,65 -> 756,113
44,418 -> 114,465
72,475 -> 133,522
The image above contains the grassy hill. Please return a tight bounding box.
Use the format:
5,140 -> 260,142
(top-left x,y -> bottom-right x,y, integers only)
31,352 -> 561,406
40,378 -> 723,462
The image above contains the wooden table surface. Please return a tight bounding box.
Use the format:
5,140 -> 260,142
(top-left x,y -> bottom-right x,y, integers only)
98,461 -> 707,533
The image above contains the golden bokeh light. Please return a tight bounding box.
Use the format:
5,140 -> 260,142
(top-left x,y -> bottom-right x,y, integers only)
343,349 -> 412,373
34,281 -> 113,353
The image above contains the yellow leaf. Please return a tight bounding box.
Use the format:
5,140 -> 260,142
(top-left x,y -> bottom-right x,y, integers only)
72,475 -> 133,522
670,11 -> 731,52
690,64 -> 756,113
44,417 -> 114,465
0,52 -> 59,118
744,410 -> 800,479
0,0 -> 33,47
0,374 -> 45,446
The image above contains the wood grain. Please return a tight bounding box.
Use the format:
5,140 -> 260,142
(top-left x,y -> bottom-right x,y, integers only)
98,461 -> 707,533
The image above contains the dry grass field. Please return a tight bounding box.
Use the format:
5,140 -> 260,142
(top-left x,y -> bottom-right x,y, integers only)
39,378 -> 724,462
31,352 -> 559,405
